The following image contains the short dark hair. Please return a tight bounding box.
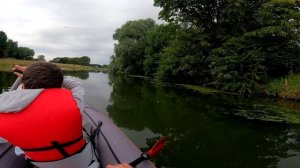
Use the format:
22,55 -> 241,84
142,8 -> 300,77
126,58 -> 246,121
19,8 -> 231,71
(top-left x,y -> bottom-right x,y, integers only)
22,62 -> 63,89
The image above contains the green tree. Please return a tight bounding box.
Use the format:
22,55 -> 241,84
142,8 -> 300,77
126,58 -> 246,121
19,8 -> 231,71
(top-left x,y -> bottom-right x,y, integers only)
143,24 -> 177,77
154,0 -> 268,46
37,55 -> 46,62
71,57 -> 80,65
112,19 -> 156,74
5,39 -> 18,58
79,56 -> 90,65
0,31 -> 7,58
208,0 -> 300,94
154,0 -> 227,30
209,37 -> 266,95
50,56 -> 90,65
158,28 -> 210,83
17,47 -> 35,60
109,55 -> 119,72
251,0 -> 300,77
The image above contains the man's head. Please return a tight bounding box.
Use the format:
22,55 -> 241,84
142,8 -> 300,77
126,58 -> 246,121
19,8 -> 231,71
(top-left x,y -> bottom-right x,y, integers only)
22,62 -> 63,89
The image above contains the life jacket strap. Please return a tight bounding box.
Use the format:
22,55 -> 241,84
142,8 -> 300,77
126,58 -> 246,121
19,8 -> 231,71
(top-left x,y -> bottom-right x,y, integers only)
26,141 -> 88,163
21,134 -> 84,159
51,141 -> 70,158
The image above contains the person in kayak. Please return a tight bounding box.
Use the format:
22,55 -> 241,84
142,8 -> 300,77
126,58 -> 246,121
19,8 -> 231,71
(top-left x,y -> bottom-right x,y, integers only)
0,62 -> 99,168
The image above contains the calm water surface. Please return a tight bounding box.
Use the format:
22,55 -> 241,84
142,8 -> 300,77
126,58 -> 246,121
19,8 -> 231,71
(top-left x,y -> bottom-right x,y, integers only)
1,71 -> 300,168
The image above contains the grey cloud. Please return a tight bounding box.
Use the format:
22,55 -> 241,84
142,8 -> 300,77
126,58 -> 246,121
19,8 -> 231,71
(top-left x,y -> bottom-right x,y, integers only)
3,0 -> 161,64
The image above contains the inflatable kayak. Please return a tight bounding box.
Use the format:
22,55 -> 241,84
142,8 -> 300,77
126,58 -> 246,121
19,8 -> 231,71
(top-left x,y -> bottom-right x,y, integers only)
0,106 -> 156,168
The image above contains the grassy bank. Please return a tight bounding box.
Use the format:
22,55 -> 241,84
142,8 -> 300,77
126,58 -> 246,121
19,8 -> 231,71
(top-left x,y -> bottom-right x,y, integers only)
176,74 -> 300,100
266,74 -> 300,100
0,58 -> 104,72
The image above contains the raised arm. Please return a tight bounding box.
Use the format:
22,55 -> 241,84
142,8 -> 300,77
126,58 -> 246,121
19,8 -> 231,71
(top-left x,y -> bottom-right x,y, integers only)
62,77 -> 85,113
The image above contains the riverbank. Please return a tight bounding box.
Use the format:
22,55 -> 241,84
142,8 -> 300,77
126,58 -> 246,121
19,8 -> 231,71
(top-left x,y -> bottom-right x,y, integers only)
121,72 -> 300,100
0,58 -> 105,72
181,76 -> 300,124
179,75 -> 300,101
265,74 -> 300,100
121,72 -> 300,124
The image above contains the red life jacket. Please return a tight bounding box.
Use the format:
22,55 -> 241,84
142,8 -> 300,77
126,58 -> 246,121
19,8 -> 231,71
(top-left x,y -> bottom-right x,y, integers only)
0,89 -> 86,162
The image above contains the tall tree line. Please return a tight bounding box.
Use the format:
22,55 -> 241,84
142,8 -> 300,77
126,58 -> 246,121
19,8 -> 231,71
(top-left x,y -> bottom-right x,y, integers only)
110,0 -> 300,95
0,31 -> 35,60
50,56 -> 91,66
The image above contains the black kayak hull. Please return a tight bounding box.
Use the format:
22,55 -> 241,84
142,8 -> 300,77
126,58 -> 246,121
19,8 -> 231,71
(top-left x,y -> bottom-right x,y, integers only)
0,107 -> 155,168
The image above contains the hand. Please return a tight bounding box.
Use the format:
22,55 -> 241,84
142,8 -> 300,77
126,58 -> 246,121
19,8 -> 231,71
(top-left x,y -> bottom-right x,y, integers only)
12,65 -> 26,78
106,163 -> 132,168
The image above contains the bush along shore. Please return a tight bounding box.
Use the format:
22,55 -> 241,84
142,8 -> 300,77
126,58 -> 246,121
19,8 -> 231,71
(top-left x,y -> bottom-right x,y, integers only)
265,74 -> 300,100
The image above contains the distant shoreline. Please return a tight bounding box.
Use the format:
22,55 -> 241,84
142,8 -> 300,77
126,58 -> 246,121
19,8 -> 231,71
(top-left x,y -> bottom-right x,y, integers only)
0,58 -> 106,72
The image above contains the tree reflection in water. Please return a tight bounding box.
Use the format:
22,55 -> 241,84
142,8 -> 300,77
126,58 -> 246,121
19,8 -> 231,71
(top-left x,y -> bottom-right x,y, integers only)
64,71 -> 89,80
0,71 -> 18,93
107,73 -> 300,168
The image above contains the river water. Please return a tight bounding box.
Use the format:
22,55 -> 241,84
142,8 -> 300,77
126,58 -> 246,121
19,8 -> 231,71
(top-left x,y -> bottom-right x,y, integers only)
1,71 -> 300,168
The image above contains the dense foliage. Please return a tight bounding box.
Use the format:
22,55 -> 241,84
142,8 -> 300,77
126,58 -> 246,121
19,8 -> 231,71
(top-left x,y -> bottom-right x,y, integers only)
50,56 -> 91,65
111,19 -> 156,74
0,31 -> 35,60
0,31 -> 7,58
110,0 -> 300,95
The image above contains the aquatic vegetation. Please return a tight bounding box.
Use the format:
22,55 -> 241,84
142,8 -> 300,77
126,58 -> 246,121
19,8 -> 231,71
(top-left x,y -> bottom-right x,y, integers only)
228,103 -> 300,124
176,84 -> 220,94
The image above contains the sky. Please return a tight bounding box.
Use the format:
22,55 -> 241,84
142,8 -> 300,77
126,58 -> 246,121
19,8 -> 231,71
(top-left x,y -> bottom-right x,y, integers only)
0,0 -> 161,64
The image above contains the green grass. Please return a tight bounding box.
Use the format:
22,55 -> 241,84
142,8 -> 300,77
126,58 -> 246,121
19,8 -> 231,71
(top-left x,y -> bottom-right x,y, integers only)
0,58 -> 103,72
0,58 -> 37,71
266,74 -> 300,100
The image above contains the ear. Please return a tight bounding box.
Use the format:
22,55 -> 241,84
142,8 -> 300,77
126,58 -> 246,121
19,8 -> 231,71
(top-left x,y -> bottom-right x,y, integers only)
22,83 -> 25,89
